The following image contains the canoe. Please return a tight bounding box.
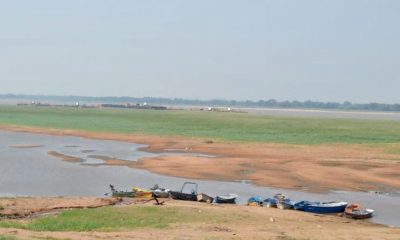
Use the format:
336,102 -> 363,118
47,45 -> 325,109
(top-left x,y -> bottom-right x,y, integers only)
295,201 -> 348,214
248,196 -> 264,206
132,187 -> 153,198
197,193 -> 214,203
345,204 -> 374,219
169,182 -> 198,201
215,194 -> 238,204
109,184 -> 136,198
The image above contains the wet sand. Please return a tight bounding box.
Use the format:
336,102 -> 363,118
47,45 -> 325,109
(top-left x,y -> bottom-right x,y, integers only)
1,124 -> 399,193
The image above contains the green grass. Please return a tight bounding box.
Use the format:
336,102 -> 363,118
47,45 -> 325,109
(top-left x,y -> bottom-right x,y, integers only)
1,105 -> 400,145
0,206 -> 231,232
0,236 -> 18,240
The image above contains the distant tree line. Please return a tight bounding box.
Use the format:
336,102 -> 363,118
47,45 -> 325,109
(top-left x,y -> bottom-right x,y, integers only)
1,94 -> 400,112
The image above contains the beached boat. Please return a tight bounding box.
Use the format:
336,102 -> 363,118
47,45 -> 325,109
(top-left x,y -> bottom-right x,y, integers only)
248,196 -> 264,206
109,185 -> 136,198
215,194 -> 238,204
197,193 -> 214,203
169,182 -> 198,201
345,204 -> 374,219
132,187 -> 153,198
264,198 -> 278,208
277,199 -> 297,210
153,188 -> 170,198
294,201 -> 348,214
151,184 -> 170,198
264,193 -> 287,208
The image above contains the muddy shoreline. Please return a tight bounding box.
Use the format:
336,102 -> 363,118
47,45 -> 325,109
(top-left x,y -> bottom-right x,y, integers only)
1,124 -> 400,193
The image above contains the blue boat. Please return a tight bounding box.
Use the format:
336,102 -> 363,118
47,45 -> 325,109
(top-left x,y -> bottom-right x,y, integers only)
248,196 -> 264,206
264,193 -> 288,208
294,201 -> 348,214
293,201 -> 314,211
264,197 -> 279,208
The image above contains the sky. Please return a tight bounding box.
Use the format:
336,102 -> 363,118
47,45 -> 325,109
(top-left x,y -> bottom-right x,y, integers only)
0,0 -> 399,103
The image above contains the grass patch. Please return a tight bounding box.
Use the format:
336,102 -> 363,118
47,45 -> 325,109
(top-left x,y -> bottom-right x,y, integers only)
0,206 -> 230,232
0,236 -> 18,240
1,105 -> 400,145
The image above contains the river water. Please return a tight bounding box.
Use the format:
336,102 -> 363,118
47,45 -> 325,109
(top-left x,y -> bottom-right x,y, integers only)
0,130 -> 399,227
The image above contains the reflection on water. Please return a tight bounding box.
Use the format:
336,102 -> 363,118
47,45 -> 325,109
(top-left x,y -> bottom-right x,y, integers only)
0,130 -> 399,227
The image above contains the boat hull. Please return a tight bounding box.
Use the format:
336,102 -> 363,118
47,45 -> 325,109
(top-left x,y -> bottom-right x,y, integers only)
302,202 -> 348,214
169,191 -> 197,201
215,195 -> 237,204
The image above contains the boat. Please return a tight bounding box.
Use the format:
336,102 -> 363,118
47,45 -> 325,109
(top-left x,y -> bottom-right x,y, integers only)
197,193 -> 214,203
293,201 -> 313,211
150,184 -> 170,198
215,193 -> 238,204
277,199 -> 297,210
264,193 -> 287,208
109,184 -> 136,198
153,188 -> 170,198
169,182 -> 198,201
248,196 -> 264,206
264,198 -> 278,208
294,201 -> 348,214
132,187 -> 153,198
344,204 -> 374,219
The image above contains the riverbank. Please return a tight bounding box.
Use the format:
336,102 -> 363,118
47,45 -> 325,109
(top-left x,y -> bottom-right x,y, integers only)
1,124 -> 400,193
1,197 -> 399,240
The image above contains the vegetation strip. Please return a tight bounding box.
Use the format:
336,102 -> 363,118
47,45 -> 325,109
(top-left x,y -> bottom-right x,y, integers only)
1,105 -> 400,145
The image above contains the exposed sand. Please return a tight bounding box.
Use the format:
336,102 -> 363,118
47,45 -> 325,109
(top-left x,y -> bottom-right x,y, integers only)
8,144 -> 43,149
48,151 -> 83,163
0,198 -> 399,240
2,124 -> 400,192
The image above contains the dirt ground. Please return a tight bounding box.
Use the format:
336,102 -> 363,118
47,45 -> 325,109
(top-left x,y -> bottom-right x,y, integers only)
0,197 -> 399,240
2,125 -> 399,193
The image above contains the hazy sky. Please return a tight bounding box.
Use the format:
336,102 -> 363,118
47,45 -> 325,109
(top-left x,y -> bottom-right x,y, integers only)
1,0 -> 399,103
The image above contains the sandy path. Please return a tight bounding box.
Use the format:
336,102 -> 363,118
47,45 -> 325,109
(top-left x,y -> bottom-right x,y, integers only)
1,124 -> 400,192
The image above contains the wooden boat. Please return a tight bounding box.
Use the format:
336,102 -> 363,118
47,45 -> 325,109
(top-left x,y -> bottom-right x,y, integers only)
247,196 -> 264,206
169,182 -> 198,201
345,204 -> 374,219
295,201 -> 348,214
109,184 -> 136,198
197,193 -> 214,203
132,187 -> 153,198
215,193 -> 238,204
